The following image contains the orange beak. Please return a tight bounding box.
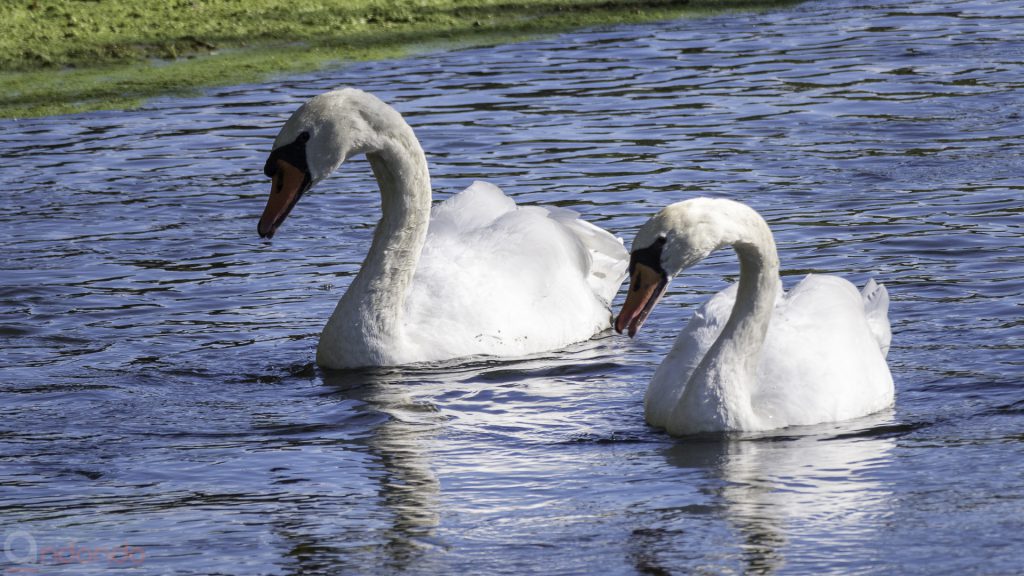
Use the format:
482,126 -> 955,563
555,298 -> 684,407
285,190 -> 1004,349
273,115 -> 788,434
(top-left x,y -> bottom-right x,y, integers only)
614,262 -> 668,338
258,159 -> 310,239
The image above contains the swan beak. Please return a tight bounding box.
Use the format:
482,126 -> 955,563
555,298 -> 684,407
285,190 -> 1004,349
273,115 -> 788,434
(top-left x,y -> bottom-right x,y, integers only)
615,263 -> 668,338
258,159 -> 311,239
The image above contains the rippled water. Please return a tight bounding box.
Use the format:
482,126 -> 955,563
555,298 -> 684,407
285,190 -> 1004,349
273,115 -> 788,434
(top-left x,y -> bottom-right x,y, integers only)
2,0 -> 1023,573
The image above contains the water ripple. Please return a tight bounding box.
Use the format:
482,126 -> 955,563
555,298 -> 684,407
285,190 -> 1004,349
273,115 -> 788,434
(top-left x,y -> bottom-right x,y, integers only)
2,0 -> 1023,573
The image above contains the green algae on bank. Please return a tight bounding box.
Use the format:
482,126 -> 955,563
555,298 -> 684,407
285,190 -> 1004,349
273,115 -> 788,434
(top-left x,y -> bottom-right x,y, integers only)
1,0 -> 798,119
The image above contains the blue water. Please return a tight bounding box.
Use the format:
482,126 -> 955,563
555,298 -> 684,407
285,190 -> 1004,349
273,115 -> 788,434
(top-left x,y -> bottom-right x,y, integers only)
2,0 -> 1023,573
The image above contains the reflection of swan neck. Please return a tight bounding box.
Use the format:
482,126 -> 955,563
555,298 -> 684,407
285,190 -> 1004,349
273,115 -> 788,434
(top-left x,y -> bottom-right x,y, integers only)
318,119 -> 431,366
686,206 -> 780,427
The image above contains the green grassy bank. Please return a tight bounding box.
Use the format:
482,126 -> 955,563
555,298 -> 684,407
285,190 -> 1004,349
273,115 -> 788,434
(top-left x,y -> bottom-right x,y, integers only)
2,0 -> 796,119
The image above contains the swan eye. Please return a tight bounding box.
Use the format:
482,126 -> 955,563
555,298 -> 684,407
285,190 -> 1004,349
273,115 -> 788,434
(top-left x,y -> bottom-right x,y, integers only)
264,132 -> 312,178
629,236 -> 667,275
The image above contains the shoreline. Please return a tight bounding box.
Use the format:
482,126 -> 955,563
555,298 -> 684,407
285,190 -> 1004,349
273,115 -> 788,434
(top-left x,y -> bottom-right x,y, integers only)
1,0 -> 798,119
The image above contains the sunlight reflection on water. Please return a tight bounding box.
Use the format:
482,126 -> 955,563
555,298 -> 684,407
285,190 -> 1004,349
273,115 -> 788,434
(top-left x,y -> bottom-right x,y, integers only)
1,0 -> 1023,573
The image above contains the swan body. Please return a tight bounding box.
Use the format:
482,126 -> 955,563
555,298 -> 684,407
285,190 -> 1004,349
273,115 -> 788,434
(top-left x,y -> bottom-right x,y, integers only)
257,89 -> 627,369
615,198 -> 894,435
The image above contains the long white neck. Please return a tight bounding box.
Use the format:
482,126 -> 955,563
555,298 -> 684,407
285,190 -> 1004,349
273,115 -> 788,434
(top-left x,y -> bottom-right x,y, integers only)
676,204 -> 779,431
317,121 -> 431,368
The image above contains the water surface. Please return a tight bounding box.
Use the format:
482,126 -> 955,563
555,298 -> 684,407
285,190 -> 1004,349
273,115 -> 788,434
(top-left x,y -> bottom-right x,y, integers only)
2,0 -> 1023,573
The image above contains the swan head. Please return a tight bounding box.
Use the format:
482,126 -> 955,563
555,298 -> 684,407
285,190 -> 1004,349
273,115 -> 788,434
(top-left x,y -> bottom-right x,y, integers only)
615,198 -> 730,337
258,88 -> 403,238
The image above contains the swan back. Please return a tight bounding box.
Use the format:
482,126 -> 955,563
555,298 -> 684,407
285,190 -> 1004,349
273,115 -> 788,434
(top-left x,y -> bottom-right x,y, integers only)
400,182 -> 626,363
752,275 -> 894,428
427,180 -> 515,232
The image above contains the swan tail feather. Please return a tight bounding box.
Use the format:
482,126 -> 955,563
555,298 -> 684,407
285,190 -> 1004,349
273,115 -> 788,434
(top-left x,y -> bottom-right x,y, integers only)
861,278 -> 892,358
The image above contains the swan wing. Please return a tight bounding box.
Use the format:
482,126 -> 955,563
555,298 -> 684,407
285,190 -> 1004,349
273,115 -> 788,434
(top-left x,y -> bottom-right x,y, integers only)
544,205 -> 628,306
402,181 -> 627,361
427,180 -> 515,232
754,275 -> 895,427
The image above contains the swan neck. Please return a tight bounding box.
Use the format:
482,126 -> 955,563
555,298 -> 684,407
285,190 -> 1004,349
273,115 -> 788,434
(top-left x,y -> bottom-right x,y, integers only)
355,135 -> 432,326
321,121 -> 431,365
726,236 -> 780,362
681,208 -> 779,430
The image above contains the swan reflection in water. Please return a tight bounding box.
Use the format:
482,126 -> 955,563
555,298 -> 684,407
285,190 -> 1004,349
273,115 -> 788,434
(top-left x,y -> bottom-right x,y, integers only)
635,413 -> 897,574
256,325 -> 628,573
331,368 -> 445,568
263,366 -> 446,574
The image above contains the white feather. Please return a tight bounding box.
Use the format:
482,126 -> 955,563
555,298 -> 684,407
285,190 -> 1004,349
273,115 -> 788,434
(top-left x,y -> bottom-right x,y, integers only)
264,90 -> 628,368
631,198 -> 895,435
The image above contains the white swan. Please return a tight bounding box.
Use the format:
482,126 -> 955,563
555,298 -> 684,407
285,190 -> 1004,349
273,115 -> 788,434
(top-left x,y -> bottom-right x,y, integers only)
258,88 -> 628,369
615,198 -> 894,435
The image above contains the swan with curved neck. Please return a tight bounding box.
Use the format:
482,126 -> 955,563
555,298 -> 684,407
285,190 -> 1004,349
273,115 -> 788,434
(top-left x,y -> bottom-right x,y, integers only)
258,89 -> 627,369
616,198 -> 894,435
